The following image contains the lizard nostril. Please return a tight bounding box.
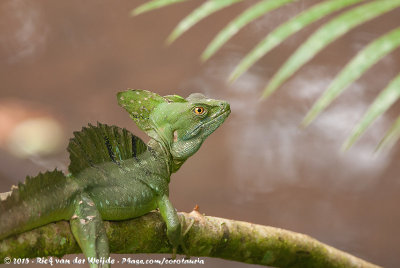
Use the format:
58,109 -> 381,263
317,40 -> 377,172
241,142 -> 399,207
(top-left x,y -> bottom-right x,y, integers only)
221,102 -> 230,111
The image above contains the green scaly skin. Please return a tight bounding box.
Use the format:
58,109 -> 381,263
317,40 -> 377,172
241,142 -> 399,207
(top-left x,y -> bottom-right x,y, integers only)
0,89 -> 230,267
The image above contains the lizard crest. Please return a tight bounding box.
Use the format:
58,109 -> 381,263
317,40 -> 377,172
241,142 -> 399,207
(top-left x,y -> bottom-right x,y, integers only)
117,89 -> 230,172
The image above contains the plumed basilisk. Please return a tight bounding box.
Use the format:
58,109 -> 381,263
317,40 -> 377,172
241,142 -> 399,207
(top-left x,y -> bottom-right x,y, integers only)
0,89 -> 230,267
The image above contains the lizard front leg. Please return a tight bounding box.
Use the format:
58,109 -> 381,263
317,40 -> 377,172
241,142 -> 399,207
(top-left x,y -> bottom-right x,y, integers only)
157,194 -> 187,258
70,193 -> 110,268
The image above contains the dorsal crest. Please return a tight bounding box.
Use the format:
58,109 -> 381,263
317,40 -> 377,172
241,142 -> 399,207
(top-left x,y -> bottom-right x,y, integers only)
0,169 -> 66,211
67,122 -> 147,175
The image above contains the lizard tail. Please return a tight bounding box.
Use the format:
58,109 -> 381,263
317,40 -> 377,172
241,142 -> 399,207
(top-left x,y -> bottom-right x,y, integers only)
0,170 -> 78,240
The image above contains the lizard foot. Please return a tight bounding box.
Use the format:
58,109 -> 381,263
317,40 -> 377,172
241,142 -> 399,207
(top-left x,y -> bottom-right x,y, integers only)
178,214 -> 194,259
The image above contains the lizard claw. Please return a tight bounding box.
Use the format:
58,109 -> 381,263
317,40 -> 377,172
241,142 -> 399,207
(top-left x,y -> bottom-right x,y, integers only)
171,247 -> 177,260
179,214 -> 194,259
182,217 -> 194,237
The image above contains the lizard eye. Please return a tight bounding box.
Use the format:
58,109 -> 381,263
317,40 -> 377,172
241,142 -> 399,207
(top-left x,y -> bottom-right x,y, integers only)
193,107 -> 205,115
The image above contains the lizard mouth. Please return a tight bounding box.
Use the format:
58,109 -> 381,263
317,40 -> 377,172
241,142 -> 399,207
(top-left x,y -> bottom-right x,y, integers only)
204,109 -> 230,126
184,108 -> 231,140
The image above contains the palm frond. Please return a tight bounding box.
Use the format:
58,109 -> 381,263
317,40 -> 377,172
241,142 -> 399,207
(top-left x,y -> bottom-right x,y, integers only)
229,0 -> 364,82
201,0 -> 294,61
344,73 -> 400,150
132,0 -> 400,150
377,115 -> 400,151
167,0 -> 243,44
302,26 -> 400,128
133,0 -> 190,16
262,0 -> 400,99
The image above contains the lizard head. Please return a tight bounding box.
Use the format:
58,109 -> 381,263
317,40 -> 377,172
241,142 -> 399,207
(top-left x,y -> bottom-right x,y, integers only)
117,89 -> 230,170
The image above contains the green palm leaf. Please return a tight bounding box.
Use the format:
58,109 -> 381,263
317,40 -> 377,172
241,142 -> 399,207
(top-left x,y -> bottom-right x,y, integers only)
167,0 -> 243,44
378,115 -> 400,151
133,0 -> 189,16
302,27 -> 400,127
229,0 -> 364,82
343,73 -> 400,150
131,0 -> 400,151
201,0 -> 294,61
262,0 -> 400,99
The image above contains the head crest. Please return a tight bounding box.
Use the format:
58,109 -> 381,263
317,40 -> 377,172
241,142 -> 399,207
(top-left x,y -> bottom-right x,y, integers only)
186,93 -> 206,101
117,89 -> 167,132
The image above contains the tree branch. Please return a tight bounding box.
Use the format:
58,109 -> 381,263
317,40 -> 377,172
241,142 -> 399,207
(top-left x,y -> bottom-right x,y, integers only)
0,210 -> 380,268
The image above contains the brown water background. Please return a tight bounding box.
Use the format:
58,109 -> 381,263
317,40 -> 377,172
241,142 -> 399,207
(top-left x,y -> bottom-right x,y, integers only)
1,1 -> 400,267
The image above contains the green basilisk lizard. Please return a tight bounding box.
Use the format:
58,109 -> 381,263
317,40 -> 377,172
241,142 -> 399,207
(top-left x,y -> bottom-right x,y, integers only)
0,89 -> 230,267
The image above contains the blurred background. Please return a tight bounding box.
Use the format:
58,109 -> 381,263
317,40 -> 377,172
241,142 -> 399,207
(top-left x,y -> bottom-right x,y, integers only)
0,0 -> 399,267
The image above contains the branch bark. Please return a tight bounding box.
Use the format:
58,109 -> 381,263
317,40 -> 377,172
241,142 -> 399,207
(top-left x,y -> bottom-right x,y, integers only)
0,210 -> 380,268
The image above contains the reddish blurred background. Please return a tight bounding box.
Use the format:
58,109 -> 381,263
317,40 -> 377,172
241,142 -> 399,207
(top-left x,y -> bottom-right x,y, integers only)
1,0 -> 399,267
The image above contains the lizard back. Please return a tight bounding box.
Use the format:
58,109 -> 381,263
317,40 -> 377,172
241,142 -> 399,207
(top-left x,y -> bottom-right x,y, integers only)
67,122 -> 148,176
0,170 -> 74,239
0,123 -> 149,239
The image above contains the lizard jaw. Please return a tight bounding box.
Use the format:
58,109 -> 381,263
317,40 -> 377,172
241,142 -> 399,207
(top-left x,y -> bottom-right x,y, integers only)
183,108 -> 230,140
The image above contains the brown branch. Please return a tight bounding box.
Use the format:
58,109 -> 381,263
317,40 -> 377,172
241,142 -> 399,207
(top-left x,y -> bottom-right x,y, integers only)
0,211 -> 380,268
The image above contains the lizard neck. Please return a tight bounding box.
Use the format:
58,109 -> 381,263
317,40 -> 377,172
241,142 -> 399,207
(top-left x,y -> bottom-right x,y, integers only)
147,139 -> 173,176
147,139 -> 186,174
